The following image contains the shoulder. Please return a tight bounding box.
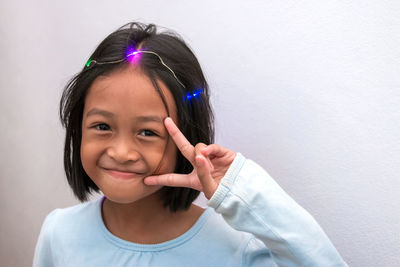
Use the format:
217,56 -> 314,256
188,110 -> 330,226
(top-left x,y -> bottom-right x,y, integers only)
34,198 -> 103,266
42,198 -> 102,242
47,198 -> 100,224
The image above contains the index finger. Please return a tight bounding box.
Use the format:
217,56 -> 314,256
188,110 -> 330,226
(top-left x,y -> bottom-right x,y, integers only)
164,117 -> 195,164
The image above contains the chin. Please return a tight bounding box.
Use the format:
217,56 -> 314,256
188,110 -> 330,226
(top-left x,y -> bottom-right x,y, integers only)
101,185 -> 163,204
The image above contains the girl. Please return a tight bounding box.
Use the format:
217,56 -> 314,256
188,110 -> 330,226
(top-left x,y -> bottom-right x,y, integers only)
34,22 -> 347,266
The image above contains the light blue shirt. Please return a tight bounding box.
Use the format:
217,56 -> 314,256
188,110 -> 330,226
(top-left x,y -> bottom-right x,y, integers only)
34,153 -> 347,266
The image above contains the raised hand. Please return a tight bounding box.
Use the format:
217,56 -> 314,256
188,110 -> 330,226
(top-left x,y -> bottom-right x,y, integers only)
144,117 -> 236,199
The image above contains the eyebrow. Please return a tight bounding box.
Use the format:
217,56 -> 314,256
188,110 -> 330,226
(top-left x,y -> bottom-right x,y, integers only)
85,108 -> 164,123
136,115 -> 164,123
86,108 -> 114,118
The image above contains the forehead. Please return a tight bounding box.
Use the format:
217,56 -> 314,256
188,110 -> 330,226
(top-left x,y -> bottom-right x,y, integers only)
84,67 -> 177,119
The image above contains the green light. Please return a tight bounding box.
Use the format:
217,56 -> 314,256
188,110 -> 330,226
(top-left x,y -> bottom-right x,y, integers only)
85,59 -> 92,67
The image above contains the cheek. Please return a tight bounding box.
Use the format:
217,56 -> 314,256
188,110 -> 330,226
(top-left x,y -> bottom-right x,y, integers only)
80,142 -> 92,164
156,139 -> 178,174
80,135 -> 101,173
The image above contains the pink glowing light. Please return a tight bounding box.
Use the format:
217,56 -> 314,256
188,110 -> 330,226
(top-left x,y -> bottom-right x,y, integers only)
126,47 -> 142,63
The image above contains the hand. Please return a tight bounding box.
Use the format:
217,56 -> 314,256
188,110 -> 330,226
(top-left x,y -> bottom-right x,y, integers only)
144,117 -> 236,199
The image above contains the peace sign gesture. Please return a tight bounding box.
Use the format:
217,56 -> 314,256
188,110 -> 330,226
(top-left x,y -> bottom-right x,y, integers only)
144,117 -> 236,199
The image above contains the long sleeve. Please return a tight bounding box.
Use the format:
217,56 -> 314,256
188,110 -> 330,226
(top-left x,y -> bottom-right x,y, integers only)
207,153 -> 348,267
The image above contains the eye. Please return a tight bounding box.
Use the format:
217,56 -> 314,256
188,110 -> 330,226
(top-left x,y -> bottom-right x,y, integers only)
139,129 -> 157,137
93,123 -> 110,131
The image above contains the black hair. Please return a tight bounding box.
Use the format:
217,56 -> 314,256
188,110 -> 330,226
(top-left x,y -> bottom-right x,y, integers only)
59,22 -> 214,212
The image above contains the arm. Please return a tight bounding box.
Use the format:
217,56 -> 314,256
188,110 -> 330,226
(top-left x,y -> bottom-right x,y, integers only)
208,153 -> 347,267
144,118 -> 347,266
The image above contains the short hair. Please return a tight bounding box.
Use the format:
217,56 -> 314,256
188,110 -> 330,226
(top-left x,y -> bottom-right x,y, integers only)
59,22 -> 214,212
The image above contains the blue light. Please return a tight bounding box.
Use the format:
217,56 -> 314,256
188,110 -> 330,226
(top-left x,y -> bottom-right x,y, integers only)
184,88 -> 203,101
193,89 -> 203,97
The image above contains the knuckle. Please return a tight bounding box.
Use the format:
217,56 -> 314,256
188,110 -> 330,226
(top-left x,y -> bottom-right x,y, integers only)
210,144 -> 219,150
189,177 -> 201,190
180,143 -> 191,154
195,142 -> 206,153
166,174 -> 174,185
195,142 -> 206,148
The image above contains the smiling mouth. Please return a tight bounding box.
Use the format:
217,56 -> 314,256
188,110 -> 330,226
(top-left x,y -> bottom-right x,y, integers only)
103,169 -> 144,180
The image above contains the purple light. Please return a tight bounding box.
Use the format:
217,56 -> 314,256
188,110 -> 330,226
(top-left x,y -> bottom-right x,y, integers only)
126,47 -> 142,63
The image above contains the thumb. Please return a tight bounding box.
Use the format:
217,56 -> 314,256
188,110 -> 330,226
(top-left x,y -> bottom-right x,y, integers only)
195,155 -> 217,199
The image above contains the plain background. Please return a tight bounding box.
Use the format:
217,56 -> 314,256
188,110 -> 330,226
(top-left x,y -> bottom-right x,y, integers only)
1,1 -> 399,266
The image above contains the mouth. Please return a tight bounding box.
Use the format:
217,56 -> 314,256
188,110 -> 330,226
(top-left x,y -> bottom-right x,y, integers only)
102,168 -> 144,180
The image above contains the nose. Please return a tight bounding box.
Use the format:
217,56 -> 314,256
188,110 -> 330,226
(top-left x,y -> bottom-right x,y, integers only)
106,135 -> 141,163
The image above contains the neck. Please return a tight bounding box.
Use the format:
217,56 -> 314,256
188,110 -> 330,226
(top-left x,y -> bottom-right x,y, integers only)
101,191 -> 204,244
102,190 -> 169,230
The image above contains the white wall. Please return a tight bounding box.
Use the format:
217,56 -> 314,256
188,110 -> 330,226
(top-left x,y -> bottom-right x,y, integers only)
1,1 -> 399,266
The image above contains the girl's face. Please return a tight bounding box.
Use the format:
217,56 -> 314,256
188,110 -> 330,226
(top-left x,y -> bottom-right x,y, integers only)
81,67 -> 178,204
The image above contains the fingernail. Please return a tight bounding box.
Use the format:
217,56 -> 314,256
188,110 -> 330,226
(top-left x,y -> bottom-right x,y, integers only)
195,155 -> 204,165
